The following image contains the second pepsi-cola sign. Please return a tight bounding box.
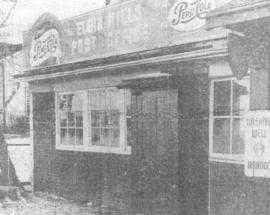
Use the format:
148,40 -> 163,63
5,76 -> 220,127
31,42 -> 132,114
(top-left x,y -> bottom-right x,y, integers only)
168,0 -> 218,31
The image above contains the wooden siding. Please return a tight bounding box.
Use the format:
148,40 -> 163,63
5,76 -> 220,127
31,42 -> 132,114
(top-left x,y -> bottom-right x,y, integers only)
131,89 -> 179,215
178,75 -> 210,215
32,74 -> 210,214
32,92 -> 133,213
210,162 -> 270,215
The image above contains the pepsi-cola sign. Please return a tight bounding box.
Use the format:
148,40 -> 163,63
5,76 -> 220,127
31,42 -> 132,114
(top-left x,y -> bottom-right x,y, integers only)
30,29 -> 61,68
168,0 -> 217,31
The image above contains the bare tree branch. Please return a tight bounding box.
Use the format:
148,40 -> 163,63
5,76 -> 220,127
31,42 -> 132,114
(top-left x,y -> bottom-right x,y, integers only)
0,0 -> 17,28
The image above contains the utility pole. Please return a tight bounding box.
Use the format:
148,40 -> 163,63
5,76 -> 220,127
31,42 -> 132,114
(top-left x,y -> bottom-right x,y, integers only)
0,63 -> 5,128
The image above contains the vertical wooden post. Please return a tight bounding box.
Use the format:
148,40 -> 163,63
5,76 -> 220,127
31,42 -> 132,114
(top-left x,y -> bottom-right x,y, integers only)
0,63 -> 6,128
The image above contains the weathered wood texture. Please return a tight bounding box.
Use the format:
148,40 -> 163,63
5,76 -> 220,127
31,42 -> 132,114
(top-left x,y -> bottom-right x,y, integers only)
32,92 -> 132,213
178,76 -> 209,215
131,89 -> 179,215
32,75 -> 210,214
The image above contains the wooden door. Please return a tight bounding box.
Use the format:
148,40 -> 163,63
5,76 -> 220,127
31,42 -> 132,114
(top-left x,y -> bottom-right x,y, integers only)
132,89 -> 179,215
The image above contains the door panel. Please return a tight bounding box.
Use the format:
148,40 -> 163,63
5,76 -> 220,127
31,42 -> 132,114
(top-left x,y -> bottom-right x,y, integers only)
133,89 -> 179,215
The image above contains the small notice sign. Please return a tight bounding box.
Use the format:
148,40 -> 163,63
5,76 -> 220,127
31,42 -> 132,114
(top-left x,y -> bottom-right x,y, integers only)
245,111 -> 270,177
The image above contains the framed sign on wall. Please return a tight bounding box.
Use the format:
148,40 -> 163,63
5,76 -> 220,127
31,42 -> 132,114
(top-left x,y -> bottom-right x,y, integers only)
245,111 -> 270,178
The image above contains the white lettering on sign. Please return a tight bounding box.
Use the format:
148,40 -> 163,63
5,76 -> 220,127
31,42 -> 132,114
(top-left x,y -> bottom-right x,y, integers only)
71,4 -> 146,56
30,29 -> 61,67
245,111 -> 270,178
107,4 -> 142,29
168,0 -> 217,31
76,15 -> 103,36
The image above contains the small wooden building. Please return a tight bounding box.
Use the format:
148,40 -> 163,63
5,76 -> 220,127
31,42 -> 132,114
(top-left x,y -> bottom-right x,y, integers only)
15,0 -> 252,214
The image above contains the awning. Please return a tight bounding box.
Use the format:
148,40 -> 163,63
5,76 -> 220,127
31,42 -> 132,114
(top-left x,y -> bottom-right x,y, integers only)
206,0 -> 270,30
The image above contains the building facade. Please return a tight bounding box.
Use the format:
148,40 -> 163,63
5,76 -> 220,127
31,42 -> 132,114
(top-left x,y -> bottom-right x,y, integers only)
206,1 -> 270,215
15,0 -> 258,214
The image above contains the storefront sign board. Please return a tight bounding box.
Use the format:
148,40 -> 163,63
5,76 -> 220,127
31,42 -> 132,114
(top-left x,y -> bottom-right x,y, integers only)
23,0 -> 230,69
245,111 -> 270,178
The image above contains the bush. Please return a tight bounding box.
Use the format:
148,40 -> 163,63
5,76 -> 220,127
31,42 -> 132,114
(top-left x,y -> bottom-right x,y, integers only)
4,114 -> 29,136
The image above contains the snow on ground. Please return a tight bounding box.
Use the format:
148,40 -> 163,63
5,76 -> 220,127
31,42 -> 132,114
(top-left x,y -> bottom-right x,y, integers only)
6,137 -> 32,183
0,193 -> 98,215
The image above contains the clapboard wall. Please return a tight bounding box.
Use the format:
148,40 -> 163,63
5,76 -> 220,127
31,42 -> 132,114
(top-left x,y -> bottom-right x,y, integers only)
32,74 -> 210,215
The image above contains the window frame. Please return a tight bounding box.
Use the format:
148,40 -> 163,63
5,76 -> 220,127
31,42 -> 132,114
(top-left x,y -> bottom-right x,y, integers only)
209,76 -> 250,163
55,87 -> 131,155
55,90 -> 88,151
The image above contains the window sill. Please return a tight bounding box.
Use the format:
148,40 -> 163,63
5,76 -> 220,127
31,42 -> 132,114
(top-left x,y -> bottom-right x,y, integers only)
56,145 -> 132,155
209,157 -> 244,165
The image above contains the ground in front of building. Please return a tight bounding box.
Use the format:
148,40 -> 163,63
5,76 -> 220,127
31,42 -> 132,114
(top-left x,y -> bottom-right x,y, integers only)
0,192 -> 99,215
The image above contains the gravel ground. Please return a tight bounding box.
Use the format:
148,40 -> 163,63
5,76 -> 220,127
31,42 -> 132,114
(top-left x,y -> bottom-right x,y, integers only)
0,193 -> 98,215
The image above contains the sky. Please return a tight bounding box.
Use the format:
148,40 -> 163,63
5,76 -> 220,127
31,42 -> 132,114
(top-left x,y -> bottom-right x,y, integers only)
0,0 -> 104,43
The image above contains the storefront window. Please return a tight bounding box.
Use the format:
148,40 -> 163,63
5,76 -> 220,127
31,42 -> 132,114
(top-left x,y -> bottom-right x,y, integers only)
210,78 -> 249,162
56,88 -> 131,154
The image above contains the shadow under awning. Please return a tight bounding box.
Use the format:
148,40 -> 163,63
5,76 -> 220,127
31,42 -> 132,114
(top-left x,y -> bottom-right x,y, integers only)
117,73 -> 176,90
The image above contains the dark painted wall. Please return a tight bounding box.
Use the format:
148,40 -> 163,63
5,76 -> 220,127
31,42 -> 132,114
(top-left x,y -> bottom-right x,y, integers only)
210,162 -> 269,215
32,92 -> 132,213
32,75 -> 210,214
131,89 -> 179,215
178,75 -> 210,215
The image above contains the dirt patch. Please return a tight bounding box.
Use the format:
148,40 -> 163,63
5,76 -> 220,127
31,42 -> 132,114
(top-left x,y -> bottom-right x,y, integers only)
0,193 -> 98,215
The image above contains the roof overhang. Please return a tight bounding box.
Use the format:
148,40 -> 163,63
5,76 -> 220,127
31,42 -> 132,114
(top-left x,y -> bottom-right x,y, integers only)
15,37 -> 228,82
206,1 -> 270,30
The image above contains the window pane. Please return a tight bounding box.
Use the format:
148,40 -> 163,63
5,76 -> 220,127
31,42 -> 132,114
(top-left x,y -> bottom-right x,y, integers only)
111,128 -> 120,147
233,79 -> 249,116
76,129 -> 83,145
213,118 -> 230,154
67,129 -> 75,145
232,119 -> 244,154
89,89 -> 122,148
60,112 -> 67,127
58,92 -> 84,147
75,111 -> 83,127
91,110 -> 100,127
100,128 -> 110,146
125,90 -> 132,147
100,111 -> 109,127
214,81 -> 231,116
68,112 -> 75,127
109,110 -> 120,127
67,94 -> 74,110
73,94 -> 83,111
60,128 -> 67,145
91,128 -> 100,145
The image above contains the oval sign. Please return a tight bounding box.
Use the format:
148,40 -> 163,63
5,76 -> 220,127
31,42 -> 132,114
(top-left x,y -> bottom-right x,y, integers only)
168,0 -> 217,31
228,33 -> 249,80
